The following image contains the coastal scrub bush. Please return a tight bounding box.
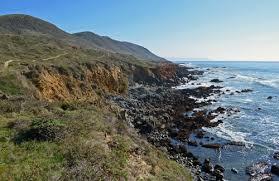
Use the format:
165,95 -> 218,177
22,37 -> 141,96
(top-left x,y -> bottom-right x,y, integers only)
13,118 -> 66,143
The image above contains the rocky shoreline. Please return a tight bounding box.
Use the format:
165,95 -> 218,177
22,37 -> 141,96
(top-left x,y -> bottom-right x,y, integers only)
109,65 -> 239,180
109,63 -> 279,181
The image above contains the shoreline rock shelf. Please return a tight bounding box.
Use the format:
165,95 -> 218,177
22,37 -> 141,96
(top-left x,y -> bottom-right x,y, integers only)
111,65 -> 237,180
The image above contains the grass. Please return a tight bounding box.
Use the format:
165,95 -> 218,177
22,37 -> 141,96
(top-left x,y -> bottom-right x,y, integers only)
0,33 -> 192,180
0,115 -> 64,180
0,99 -> 192,180
0,74 -> 22,95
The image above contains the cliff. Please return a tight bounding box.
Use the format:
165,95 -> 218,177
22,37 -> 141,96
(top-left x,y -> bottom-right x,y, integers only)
0,14 -> 193,180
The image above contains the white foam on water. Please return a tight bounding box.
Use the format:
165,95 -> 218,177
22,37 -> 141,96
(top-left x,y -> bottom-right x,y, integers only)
175,80 -> 217,90
179,63 -> 195,68
235,74 -> 279,89
188,94 -> 219,104
203,123 -> 250,145
257,79 -> 279,89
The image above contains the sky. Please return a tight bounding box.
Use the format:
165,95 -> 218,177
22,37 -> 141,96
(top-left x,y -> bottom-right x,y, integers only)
1,0 -> 279,61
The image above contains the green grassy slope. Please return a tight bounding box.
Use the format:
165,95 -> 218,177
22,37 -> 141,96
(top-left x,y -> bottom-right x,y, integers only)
0,14 -> 192,180
0,14 -> 166,62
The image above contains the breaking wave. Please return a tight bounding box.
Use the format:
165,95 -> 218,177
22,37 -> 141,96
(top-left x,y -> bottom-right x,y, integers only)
235,74 -> 279,89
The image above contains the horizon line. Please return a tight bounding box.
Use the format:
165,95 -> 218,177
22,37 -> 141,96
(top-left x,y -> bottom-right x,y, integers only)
166,57 -> 279,62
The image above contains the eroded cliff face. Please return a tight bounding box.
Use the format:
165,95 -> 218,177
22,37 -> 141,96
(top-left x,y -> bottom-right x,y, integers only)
22,60 -> 185,103
24,63 -> 128,102
132,63 -> 184,86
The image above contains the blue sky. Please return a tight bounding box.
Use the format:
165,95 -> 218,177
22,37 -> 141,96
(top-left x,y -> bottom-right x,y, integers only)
1,0 -> 279,60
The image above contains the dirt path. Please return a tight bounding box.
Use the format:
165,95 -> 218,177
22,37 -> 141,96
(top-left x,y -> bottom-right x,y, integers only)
2,53 -> 67,71
4,60 -> 15,68
42,53 -> 68,61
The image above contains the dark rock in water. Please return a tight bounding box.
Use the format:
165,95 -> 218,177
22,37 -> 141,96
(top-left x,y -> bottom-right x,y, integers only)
215,107 -> 226,114
210,79 -> 223,83
188,140 -> 198,147
271,164 -> 279,176
258,108 -> 262,110
227,141 -> 246,147
231,168 -> 238,174
246,162 -> 269,176
193,159 -> 201,166
202,158 -> 214,173
213,169 -> 224,180
214,164 -> 225,172
244,89 -> 253,93
174,144 -> 188,155
267,96 -> 273,100
202,143 -> 222,149
196,130 -> 205,139
274,152 -> 279,160
217,120 -> 223,124
155,88 -> 164,94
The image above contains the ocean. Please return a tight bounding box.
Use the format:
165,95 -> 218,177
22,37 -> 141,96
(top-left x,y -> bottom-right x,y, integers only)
175,61 -> 279,180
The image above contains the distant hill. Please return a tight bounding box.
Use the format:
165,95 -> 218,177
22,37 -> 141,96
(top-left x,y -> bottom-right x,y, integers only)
74,32 -> 165,62
0,14 -> 165,62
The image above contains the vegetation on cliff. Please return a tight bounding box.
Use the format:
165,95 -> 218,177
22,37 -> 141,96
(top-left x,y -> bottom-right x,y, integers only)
0,14 -> 192,180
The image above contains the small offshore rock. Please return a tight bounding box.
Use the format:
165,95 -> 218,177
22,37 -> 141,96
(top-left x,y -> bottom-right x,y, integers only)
231,168 -> 238,174
227,141 -> 246,147
271,164 -> 279,176
196,130 -> 205,139
213,169 -> 224,180
267,96 -> 273,100
274,152 -> 279,160
242,89 -> 252,92
202,143 -> 222,149
210,79 -> 223,83
214,164 -> 225,173
188,140 -> 198,147
202,158 -> 214,173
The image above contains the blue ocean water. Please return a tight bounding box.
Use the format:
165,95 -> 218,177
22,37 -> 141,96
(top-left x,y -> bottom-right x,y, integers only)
176,61 -> 279,180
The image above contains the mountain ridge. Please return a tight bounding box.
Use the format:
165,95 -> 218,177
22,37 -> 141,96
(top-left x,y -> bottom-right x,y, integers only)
0,14 -> 166,62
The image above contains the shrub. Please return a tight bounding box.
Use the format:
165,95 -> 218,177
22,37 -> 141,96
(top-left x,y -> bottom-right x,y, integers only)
13,118 -> 66,143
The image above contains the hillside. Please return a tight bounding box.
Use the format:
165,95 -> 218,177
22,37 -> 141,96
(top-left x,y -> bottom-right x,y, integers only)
74,31 -> 166,62
0,14 -> 192,180
0,14 -> 165,62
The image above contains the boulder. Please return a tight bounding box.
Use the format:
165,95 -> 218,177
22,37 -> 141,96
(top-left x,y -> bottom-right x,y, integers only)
202,158 -> 214,173
214,164 -> 225,173
188,140 -> 198,147
210,79 -> 223,83
267,96 -> 273,100
241,89 -> 253,93
231,168 -> 238,174
196,130 -> 205,138
213,169 -> 224,180
202,143 -> 222,149
271,164 -> 279,176
273,152 -> 279,160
